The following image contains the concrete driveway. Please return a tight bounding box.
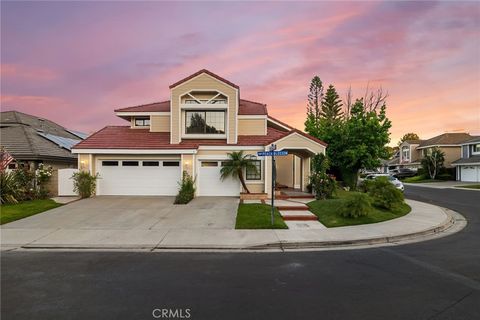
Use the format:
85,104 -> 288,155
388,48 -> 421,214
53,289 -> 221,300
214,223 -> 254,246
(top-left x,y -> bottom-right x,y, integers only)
2,196 -> 239,230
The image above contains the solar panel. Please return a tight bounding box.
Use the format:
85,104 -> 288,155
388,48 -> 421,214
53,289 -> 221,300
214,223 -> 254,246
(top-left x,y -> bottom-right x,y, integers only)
37,132 -> 81,150
66,129 -> 88,139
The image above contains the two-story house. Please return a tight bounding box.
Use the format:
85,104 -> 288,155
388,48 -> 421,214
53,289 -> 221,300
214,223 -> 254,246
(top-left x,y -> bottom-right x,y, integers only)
397,139 -> 424,170
416,133 -> 473,168
452,136 -> 480,182
72,70 -> 327,196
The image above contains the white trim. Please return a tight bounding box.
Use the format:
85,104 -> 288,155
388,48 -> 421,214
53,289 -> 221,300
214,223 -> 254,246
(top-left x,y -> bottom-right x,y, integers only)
267,117 -> 291,131
170,72 -> 239,91
170,90 -> 174,144
452,162 -> 480,166
182,134 -> 227,139
460,140 -> 480,146
181,104 -> 228,110
198,146 -> 263,150
115,112 -> 170,116
237,115 -> 267,119
271,131 -> 326,149
416,144 -> 462,149
72,149 -> 197,154
234,89 -> 238,144
276,146 -> 318,155
264,117 -> 267,135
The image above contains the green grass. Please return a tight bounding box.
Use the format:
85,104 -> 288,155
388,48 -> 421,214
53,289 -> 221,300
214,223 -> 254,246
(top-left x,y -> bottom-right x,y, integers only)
307,190 -> 411,228
235,203 -> 288,229
402,175 -> 442,183
456,184 -> 480,189
0,199 -> 62,225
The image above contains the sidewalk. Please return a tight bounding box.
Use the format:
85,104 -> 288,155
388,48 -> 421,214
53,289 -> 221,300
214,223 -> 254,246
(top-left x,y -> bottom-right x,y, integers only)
1,200 -> 461,251
404,181 -> 479,190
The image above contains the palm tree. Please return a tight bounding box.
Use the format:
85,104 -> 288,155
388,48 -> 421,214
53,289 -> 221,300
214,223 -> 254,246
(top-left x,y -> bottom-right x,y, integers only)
220,151 -> 258,193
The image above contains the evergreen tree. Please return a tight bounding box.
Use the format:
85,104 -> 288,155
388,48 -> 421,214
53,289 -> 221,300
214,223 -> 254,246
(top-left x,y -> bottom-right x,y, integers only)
322,84 -> 343,121
304,76 -> 323,137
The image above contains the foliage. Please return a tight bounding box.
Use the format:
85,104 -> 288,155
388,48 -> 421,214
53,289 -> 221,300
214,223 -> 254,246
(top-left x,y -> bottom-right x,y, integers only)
235,204 -> 288,229
421,147 -> 445,180
304,76 -> 392,190
1,199 -> 62,225
220,151 -> 258,194
364,176 -> 404,210
338,192 -> 372,218
308,190 -> 411,227
0,171 -> 19,204
174,171 -> 196,204
322,84 -> 343,121
35,164 -> 53,199
304,76 -> 324,138
398,133 -> 420,146
72,171 -> 99,198
310,153 -> 336,200
12,167 -> 36,201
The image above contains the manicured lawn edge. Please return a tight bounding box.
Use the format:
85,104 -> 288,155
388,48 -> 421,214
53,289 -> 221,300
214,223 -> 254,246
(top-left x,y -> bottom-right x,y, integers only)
235,203 -> 288,229
307,191 -> 411,228
0,199 -> 63,225
455,184 -> 480,189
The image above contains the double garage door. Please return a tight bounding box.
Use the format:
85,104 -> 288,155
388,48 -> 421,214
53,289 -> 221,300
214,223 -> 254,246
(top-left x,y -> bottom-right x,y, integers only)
97,159 -> 181,195
460,165 -> 480,182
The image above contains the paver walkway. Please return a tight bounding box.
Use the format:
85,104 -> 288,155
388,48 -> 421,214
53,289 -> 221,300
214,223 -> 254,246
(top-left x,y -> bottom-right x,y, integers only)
274,198 -> 326,229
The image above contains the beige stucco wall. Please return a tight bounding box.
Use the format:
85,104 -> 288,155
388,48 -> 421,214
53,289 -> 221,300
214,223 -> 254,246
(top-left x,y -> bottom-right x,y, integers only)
78,154 -> 90,172
181,154 -> 194,176
150,115 -> 170,132
244,183 -> 264,193
275,133 -> 326,155
171,73 -> 238,144
238,119 -> 266,135
440,146 -> 462,167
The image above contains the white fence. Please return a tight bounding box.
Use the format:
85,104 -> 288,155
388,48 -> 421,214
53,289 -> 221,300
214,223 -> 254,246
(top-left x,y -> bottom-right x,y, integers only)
58,168 -> 79,196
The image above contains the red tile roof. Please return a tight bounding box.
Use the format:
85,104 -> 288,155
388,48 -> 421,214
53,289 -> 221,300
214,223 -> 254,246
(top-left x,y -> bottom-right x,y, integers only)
114,101 -> 170,113
73,126 -> 327,150
115,99 -> 267,115
169,69 -> 240,89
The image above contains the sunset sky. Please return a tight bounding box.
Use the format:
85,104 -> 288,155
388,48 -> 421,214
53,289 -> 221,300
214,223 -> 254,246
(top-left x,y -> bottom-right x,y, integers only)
1,1 -> 479,145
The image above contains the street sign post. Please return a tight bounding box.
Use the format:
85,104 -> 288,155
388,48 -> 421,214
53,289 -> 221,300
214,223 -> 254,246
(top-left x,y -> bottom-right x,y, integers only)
257,146 -> 289,225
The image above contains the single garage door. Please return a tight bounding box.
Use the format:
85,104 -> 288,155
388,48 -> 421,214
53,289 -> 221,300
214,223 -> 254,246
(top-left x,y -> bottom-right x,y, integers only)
198,160 -> 240,196
461,165 -> 480,182
97,160 -> 181,195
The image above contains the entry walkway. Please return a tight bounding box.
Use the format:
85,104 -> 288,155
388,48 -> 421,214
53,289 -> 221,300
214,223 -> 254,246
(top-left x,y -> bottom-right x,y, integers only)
1,200 -> 459,251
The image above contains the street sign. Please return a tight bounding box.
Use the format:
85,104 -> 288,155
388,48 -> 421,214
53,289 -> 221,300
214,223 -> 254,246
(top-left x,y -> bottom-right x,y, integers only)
257,150 -> 288,157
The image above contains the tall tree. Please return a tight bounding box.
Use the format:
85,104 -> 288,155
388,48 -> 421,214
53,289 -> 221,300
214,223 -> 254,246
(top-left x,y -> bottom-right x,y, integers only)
398,133 -> 420,146
322,84 -> 343,121
304,76 -> 324,137
421,148 -> 445,180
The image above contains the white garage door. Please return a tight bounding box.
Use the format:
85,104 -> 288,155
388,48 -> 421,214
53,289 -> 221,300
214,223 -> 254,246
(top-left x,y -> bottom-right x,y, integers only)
198,161 -> 240,196
97,160 -> 181,195
461,166 -> 480,182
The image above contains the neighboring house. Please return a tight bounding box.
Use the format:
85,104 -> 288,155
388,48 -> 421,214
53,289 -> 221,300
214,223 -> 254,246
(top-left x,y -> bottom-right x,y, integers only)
1,110 -> 85,170
416,133 -> 472,168
397,140 -> 424,170
72,69 -> 327,196
452,136 -> 480,182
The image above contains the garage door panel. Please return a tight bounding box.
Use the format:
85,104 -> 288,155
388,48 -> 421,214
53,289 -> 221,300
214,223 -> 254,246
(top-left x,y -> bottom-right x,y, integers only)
460,166 -> 480,182
198,161 -> 240,196
97,160 -> 180,196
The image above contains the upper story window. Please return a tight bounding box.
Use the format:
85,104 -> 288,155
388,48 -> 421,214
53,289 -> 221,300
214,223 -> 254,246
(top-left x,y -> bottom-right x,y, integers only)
185,111 -> 225,134
134,117 -> 150,127
402,146 -> 410,161
473,143 -> 480,154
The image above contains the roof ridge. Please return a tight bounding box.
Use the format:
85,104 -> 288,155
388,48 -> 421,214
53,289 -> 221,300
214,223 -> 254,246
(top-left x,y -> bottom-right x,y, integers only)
169,69 -> 239,89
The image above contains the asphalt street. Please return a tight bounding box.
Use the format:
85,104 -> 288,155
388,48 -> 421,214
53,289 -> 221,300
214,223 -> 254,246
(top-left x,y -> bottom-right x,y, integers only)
1,186 -> 479,320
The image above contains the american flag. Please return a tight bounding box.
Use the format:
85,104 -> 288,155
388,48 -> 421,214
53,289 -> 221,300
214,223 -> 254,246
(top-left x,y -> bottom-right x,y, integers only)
0,147 -> 15,171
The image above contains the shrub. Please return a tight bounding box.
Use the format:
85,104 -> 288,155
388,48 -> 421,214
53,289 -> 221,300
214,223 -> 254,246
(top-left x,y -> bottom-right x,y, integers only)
72,171 -> 99,198
310,154 -> 337,200
36,164 -> 53,199
12,167 -> 36,201
0,171 -> 19,204
174,171 -> 196,204
365,177 -> 404,210
339,193 -> 372,218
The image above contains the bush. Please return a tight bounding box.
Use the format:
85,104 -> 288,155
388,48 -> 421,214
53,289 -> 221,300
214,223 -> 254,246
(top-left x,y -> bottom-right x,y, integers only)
365,177 -> 404,210
174,171 -> 196,204
12,167 -> 36,201
0,171 -> 20,204
339,193 -> 372,218
72,171 -> 99,198
310,154 -> 337,200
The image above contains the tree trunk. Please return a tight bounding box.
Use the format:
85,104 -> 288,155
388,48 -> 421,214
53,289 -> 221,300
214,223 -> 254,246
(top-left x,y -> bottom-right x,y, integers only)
238,169 -> 250,193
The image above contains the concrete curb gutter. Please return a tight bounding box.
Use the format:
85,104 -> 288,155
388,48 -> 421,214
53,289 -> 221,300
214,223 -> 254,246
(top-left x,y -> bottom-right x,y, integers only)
1,201 -> 466,253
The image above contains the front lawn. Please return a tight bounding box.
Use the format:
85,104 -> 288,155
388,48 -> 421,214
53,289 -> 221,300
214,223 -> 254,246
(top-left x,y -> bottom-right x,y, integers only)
235,203 -> 288,229
402,175 -> 442,183
456,184 -> 480,189
307,191 -> 411,228
0,199 -> 62,225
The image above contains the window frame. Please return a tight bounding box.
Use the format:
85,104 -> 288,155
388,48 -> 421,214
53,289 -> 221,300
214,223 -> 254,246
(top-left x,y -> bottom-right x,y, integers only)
246,160 -> 262,181
102,161 -> 119,166
122,161 -> 139,167
134,117 -> 150,127
473,144 -> 480,155
185,110 -> 226,135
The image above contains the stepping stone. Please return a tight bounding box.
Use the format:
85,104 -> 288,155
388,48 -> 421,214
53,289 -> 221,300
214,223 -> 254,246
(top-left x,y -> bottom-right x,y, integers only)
285,220 -> 327,230
242,200 -> 262,204
280,210 -> 318,221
